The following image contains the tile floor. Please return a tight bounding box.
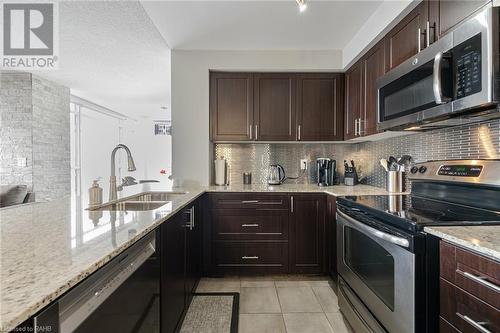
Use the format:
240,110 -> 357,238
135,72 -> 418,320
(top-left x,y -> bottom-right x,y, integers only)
196,276 -> 350,333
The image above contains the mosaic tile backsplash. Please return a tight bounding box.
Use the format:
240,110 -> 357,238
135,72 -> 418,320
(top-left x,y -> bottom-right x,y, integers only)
214,119 -> 500,188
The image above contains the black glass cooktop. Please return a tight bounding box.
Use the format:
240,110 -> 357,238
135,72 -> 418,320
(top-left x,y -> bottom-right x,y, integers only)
337,195 -> 500,233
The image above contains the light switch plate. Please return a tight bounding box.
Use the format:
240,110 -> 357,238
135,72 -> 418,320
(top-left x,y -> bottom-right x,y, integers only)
16,157 -> 27,167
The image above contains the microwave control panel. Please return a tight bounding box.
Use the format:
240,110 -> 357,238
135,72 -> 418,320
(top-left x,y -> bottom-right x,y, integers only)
455,33 -> 482,99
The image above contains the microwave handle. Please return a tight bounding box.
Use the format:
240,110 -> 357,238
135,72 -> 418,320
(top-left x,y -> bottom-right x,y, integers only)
433,52 -> 451,104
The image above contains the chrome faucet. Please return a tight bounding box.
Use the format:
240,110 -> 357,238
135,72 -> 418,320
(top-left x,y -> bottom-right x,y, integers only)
109,144 -> 136,201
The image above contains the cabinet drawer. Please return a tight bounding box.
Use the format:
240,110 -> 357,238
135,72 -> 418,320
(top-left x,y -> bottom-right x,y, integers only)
440,278 -> 500,333
441,241 -> 500,309
208,193 -> 289,210
439,317 -> 461,333
212,209 -> 288,240
213,242 -> 288,274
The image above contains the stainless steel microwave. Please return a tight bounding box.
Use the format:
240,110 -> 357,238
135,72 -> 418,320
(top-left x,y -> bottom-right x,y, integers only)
377,4 -> 500,131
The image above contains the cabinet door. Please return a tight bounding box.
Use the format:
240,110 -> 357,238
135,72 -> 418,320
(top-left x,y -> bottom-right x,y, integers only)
429,0 -> 490,41
210,72 -> 253,141
185,200 -> 202,306
344,61 -> 363,140
290,194 -> 326,274
161,212 -> 186,333
385,1 -> 428,70
254,73 -> 296,141
296,73 -> 344,141
362,41 -> 386,136
327,195 -> 337,279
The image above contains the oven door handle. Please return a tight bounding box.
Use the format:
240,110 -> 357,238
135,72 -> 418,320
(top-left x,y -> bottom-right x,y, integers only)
338,210 -> 410,248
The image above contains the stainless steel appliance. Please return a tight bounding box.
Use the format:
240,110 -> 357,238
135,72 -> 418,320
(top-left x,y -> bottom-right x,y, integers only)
32,231 -> 161,333
317,158 -> 336,186
267,164 -> 286,185
337,159 -> 500,333
377,4 -> 500,131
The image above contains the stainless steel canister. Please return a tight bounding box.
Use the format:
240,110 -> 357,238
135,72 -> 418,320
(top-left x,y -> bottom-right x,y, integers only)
386,171 -> 403,193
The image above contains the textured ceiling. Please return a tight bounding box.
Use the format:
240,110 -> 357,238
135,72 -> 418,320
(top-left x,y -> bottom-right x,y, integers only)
141,0 -> 384,50
36,1 -> 171,119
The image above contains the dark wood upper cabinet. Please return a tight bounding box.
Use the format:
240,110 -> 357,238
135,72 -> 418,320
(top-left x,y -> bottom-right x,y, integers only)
210,72 -> 253,141
296,73 -> 344,141
385,1 -> 428,70
362,40 -> 386,136
254,73 -> 296,141
428,0 -> 490,41
345,61 -> 363,140
290,194 -> 326,274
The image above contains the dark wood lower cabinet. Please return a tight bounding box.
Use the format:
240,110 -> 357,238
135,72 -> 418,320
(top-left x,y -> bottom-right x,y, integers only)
439,241 -> 500,333
290,194 -> 326,274
327,195 -> 337,279
161,199 -> 203,333
207,193 -> 329,275
161,211 -> 187,333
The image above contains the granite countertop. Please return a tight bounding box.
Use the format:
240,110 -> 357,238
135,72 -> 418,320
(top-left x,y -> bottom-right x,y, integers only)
0,183 -> 392,331
424,226 -> 500,261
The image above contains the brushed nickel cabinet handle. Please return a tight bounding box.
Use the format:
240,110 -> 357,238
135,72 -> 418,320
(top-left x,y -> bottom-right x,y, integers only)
242,224 -> 259,227
255,125 -> 258,140
241,200 -> 259,204
456,312 -> 491,333
249,124 -> 253,140
290,196 -> 294,213
242,256 -> 259,260
417,28 -> 422,52
298,125 -> 301,141
458,270 -> 500,293
426,21 -> 430,48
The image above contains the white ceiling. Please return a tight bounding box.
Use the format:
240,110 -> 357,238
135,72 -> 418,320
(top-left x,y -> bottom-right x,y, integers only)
36,1 -> 171,119
31,0 -> 402,119
142,0 -> 384,50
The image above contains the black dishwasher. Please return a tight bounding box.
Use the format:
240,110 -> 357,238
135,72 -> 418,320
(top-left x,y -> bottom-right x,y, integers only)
32,230 -> 161,333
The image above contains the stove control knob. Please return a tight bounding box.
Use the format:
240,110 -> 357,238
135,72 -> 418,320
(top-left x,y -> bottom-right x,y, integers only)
410,166 -> 419,174
419,166 -> 427,174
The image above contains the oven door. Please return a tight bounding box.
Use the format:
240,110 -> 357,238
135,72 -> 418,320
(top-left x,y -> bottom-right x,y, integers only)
337,209 -> 415,333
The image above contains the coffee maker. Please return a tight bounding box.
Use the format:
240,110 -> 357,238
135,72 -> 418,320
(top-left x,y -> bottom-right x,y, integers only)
316,158 -> 336,186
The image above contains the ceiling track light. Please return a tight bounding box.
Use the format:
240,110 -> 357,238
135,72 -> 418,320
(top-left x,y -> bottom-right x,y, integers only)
296,0 -> 307,12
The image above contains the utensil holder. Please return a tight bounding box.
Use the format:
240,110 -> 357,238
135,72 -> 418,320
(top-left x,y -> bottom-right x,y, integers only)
386,171 -> 403,193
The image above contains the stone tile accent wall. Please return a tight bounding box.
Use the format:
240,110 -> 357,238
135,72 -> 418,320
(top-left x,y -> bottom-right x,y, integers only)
32,76 -> 71,201
214,119 -> 500,188
0,72 -> 33,189
0,72 -> 70,201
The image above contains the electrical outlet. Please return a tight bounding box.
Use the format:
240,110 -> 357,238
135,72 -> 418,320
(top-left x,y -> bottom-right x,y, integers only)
300,159 -> 308,170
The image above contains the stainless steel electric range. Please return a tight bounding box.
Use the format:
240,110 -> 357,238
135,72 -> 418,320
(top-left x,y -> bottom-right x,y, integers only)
336,159 -> 500,333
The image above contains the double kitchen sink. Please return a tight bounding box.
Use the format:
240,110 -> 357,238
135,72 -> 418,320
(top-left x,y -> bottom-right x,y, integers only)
89,191 -> 188,211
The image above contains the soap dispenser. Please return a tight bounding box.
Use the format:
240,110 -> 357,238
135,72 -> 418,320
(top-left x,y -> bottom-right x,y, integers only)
89,178 -> 103,207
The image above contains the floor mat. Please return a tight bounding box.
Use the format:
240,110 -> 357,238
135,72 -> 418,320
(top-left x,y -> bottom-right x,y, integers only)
179,292 -> 239,333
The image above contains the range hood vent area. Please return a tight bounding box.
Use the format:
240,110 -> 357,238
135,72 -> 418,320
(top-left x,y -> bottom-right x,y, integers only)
400,104 -> 500,131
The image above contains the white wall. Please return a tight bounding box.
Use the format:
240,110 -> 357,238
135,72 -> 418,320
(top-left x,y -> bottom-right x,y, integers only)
171,50 -> 343,186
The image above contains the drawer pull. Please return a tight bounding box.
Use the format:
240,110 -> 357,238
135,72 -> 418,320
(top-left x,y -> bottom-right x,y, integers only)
456,312 -> 491,333
242,224 -> 259,227
241,200 -> 259,204
459,270 -> 500,293
242,256 -> 259,260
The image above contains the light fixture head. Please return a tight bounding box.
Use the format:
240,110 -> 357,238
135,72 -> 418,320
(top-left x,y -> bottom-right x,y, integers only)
296,0 -> 307,12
